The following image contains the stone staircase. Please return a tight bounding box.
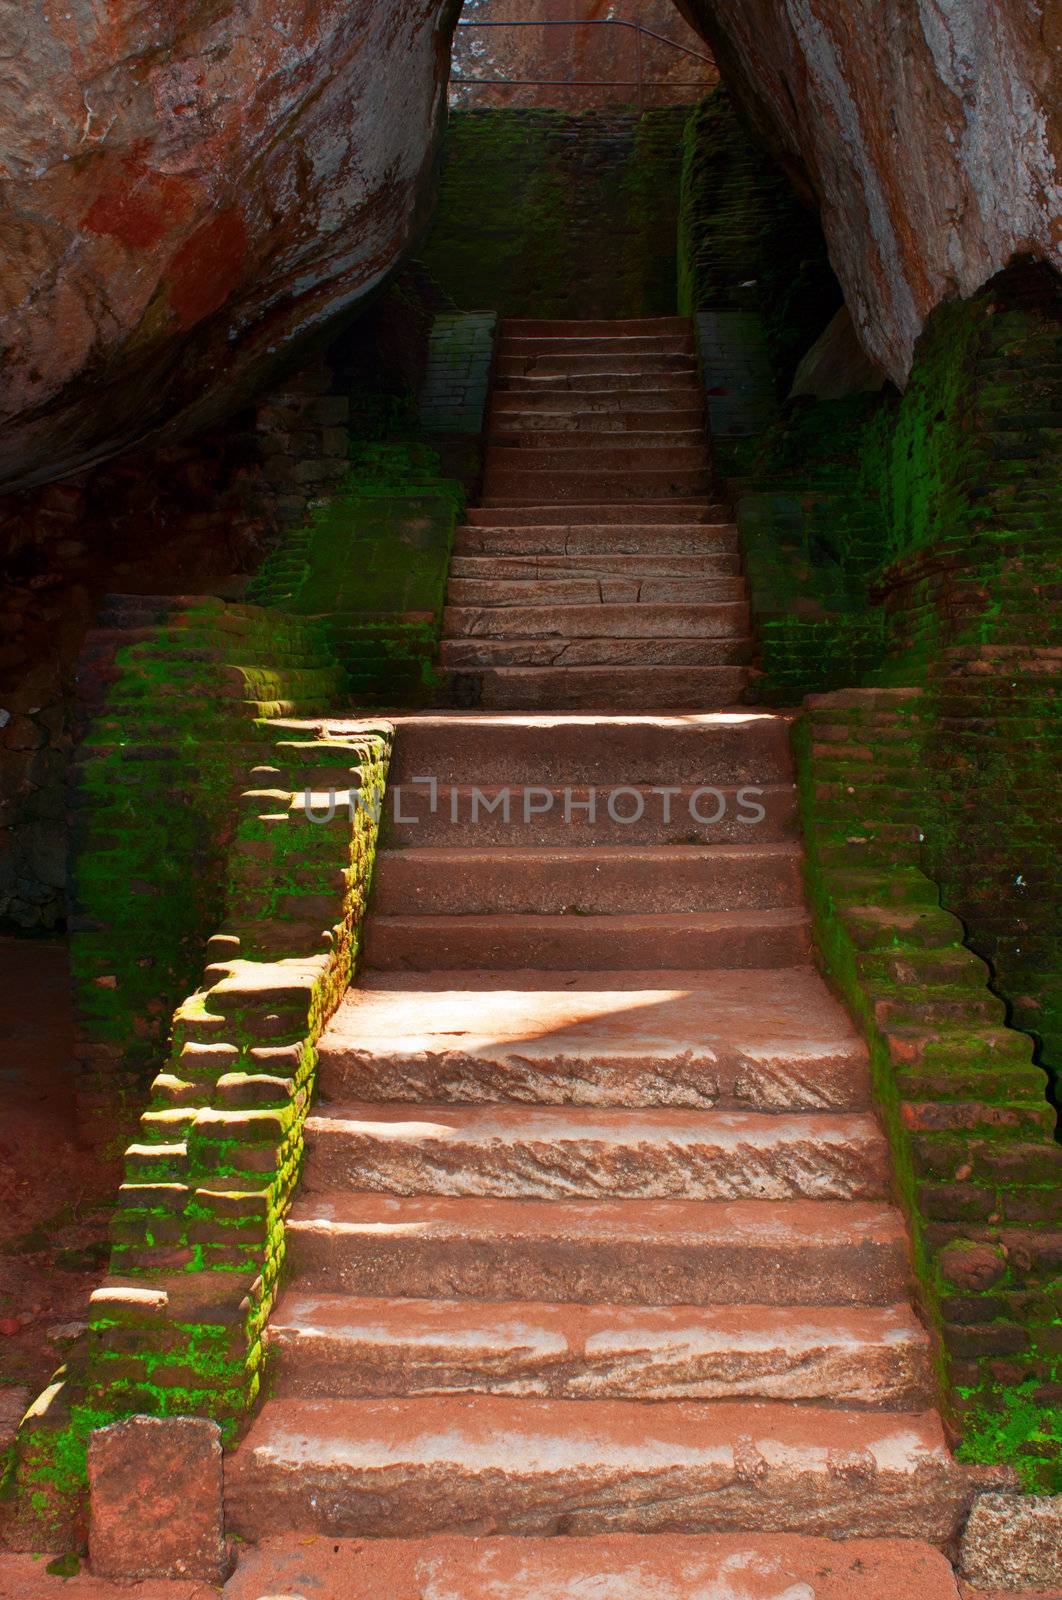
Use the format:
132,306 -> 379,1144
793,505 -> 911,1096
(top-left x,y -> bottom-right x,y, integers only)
225,320 -> 975,1587
442,316 -> 751,709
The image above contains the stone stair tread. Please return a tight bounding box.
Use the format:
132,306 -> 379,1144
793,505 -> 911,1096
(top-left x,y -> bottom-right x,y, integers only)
364,907 -> 811,972
440,639 -> 753,669
285,1191 -> 912,1305
450,555 -> 740,576
458,665 -> 752,710
225,1395 -> 970,1542
320,966 -> 868,1109
303,1101 -> 889,1201
222,1530 -> 964,1599
381,782 -> 798,847
382,708 -> 794,785
371,844 -> 805,916
465,502 -> 727,524
442,602 -> 749,640
266,1292 -> 932,1405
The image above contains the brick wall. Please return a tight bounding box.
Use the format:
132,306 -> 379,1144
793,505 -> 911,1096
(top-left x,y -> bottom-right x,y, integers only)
421,106 -> 689,318
796,689 -> 1061,1490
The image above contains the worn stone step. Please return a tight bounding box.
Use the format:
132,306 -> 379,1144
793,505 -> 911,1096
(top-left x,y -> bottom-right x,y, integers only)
222,1530 -> 965,1600
285,1192 -> 912,1305
483,469 -> 712,503
440,636 -> 753,668
385,710 -> 794,786
493,431 -> 706,454
450,552 -> 742,579
502,317 -> 693,337
381,783 -> 798,846
497,353 -> 699,378
303,1104 -> 888,1202
446,576 -> 746,605
499,334 -> 694,357
318,969 -> 868,1109
453,664 -> 749,709
494,372 -> 703,395
372,845 -> 804,916
364,908 -> 811,971
444,602 -> 748,640
494,387 -> 706,412
487,444 -> 707,473
226,1395 -> 970,1542
465,501 -> 727,524
454,525 -> 737,556
267,1294 -> 932,1406
490,409 -> 706,433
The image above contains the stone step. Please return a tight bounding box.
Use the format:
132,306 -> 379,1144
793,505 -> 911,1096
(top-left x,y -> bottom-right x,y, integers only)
493,372 -> 703,395
372,844 -> 805,916
494,387 -> 705,412
499,334 -> 694,356
317,968 -> 868,1110
266,1294 -> 932,1406
364,908 -> 811,971
226,1396 -> 970,1543
454,525 -> 737,556
440,637 -> 753,668
285,1193 -> 913,1306
491,429 -> 707,451
222,1531 -> 964,1600
450,553 -> 742,579
483,469 -> 712,502
303,1104 -> 888,1201
497,353 -> 699,378
487,444 -> 707,472
385,711 -> 794,785
491,408 -> 706,432
447,577 -> 747,608
450,664 -> 750,709
502,316 -> 693,336
381,783 -> 799,846
465,502 -> 727,524
443,602 -> 748,640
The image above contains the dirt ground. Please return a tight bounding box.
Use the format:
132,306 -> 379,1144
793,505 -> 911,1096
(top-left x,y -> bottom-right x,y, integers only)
0,936 -> 119,1422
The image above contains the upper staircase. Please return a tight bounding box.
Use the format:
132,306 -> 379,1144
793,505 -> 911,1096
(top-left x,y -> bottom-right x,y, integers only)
443,317 -> 751,709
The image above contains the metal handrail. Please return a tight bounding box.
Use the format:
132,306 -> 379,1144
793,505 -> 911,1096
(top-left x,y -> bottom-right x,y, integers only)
451,17 -> 715,109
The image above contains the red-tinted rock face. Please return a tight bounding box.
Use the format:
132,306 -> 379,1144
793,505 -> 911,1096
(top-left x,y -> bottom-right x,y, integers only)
0,0 -> 459,491
677,0 -> 1062,381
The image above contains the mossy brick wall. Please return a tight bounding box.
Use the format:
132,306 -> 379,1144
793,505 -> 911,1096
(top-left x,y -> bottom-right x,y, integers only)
678,87 -> 840,394
419,313 -> 497,435
738,267 -> 1062,706
247,450 -> 467,707
795,689 -> 1061,1491
421,106 -> 689,318
737,270 -> 1062,1148
68,597 -> 345,1145
14,719 -> 392,1546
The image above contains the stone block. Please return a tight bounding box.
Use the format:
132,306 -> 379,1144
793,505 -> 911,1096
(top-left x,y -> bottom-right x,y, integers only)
960,1491 -> 1062,1588
88,1414 -> 232,1582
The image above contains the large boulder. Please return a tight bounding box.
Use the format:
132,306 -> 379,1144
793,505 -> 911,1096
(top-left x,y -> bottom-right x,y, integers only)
676,0 -> 1062,383
0,0 -> 460,491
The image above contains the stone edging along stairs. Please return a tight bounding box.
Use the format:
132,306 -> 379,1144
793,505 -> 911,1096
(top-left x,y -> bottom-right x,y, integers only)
222,320 -> 993,1582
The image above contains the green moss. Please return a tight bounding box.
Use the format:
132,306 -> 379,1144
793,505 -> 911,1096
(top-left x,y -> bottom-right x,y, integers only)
422,106 -> 688,318
678,86 -> 840,389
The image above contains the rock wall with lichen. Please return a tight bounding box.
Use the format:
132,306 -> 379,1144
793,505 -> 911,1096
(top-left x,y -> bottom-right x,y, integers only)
676,0 -> 1062,384
0,0 -> 461,493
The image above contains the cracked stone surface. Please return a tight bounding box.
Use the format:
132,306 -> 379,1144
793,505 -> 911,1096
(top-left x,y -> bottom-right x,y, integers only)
677,0 -> 1062,381
0,0 -> 458,490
